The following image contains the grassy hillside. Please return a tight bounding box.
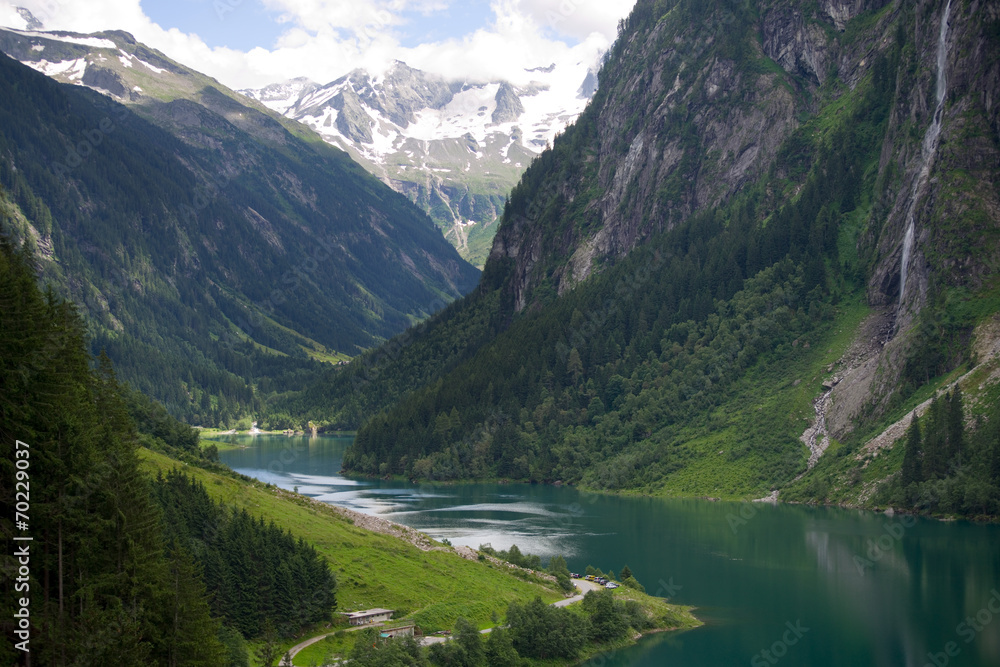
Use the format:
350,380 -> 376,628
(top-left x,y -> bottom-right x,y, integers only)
138,448 -> 562,633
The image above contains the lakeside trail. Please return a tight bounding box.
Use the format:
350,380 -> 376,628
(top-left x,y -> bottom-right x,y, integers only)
280,578 -> 604,664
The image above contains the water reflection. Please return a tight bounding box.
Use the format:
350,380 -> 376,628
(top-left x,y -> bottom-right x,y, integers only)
216,435 -> 1000,667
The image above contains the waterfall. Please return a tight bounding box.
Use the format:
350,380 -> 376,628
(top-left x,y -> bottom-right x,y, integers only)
899,0 -> 953,305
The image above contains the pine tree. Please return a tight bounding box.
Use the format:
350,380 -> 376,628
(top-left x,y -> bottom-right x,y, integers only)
902,414 -> 923,488
218,625 -> 250,667
923,397 -> 947,479
255,619 -> 281,667
567,348 -> 583,385
620,565 -> 633,581
947,387 -> 965,463
162,545 -> 226,667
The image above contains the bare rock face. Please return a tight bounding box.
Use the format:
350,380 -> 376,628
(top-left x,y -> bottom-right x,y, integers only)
761,5 -> 831,84
490,3 -> 847,308
332,88 -> 374,144
493,82 -> 524,124
866,0 -> 1000,313
829,0 -> 1000,435
358,61 -> 457,127
81,65 -> 128,98
821,0 -> 888,31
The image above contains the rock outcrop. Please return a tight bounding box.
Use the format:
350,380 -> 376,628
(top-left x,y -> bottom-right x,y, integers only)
493,82 -> 525,124
490,1 -> 900,310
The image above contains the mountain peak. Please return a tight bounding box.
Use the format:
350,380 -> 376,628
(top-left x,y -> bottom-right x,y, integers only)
241,58 -> 598,266
492,81 -> 524,124
15,7 -> 43,30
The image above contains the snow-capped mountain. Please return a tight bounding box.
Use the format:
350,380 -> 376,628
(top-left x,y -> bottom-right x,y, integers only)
241,60 -> 598,266
0,6 -> 598,267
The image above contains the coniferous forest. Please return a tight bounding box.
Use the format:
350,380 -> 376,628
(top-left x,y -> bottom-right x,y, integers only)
0,239 -> 335,665
890,388 -> 1000,515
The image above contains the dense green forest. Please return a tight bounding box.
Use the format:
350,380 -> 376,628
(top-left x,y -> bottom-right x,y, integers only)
0,50 -> 477,429
280,0 -> 1000,515
1,237 -> 220,665
328,15 -> 898,487
0,238 -> 335,665
152,470 -> 336,638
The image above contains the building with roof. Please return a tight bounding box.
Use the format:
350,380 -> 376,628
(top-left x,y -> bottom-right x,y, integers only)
343,608 -> 395,626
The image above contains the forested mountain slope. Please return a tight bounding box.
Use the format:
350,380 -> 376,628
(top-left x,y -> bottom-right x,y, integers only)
291,0 -> 1000,512
0,238 -> 562,666
0,48 -> 478,426
1,238 -> 229,665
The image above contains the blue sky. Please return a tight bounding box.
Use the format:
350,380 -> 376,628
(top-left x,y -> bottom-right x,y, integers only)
140,0 -> 286,52
4,0 -> 634,89
140,0 -> 500,52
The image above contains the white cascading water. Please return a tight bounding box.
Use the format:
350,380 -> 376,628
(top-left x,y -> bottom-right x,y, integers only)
900,0 -> 953,305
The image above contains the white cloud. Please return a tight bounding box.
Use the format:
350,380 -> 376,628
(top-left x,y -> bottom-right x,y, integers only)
517,0 -> 636,42
0,0 -> 635,89
0,4 -> 25,28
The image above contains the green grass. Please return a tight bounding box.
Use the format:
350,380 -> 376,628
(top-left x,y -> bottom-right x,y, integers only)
139,448 -> 562,637
291,584 -> 701,666
291,631 -> 355,666
645,297 -> 871,499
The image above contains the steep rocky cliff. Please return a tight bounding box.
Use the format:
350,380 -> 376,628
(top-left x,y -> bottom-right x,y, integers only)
826,0 -> 1000,440
490,0 -> 902,311
295,0 -> 998,504
490,0 -> 998,429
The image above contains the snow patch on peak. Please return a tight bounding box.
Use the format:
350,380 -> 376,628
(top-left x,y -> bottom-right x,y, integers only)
7,29 -> 115,49
136,57 -> 164,74
26,57 -> 87,81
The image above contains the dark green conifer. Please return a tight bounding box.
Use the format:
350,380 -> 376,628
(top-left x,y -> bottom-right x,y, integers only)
902,414 -> 923,487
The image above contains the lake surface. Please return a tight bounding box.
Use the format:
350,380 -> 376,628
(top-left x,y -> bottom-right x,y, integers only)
216,434 -> 1000,666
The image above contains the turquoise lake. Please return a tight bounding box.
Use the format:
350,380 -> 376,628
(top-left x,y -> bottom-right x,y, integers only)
216,434 -> 1000,666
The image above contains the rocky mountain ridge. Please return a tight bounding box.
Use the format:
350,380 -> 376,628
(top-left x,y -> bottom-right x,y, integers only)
240,59 -> 600,266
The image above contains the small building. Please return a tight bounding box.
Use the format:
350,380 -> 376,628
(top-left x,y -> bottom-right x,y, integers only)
380,623 -> 416,639
343,608 -> 395,626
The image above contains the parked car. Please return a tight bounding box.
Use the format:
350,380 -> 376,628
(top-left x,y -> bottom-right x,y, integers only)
571,573 -> 580,579
606,582 -> 619,589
